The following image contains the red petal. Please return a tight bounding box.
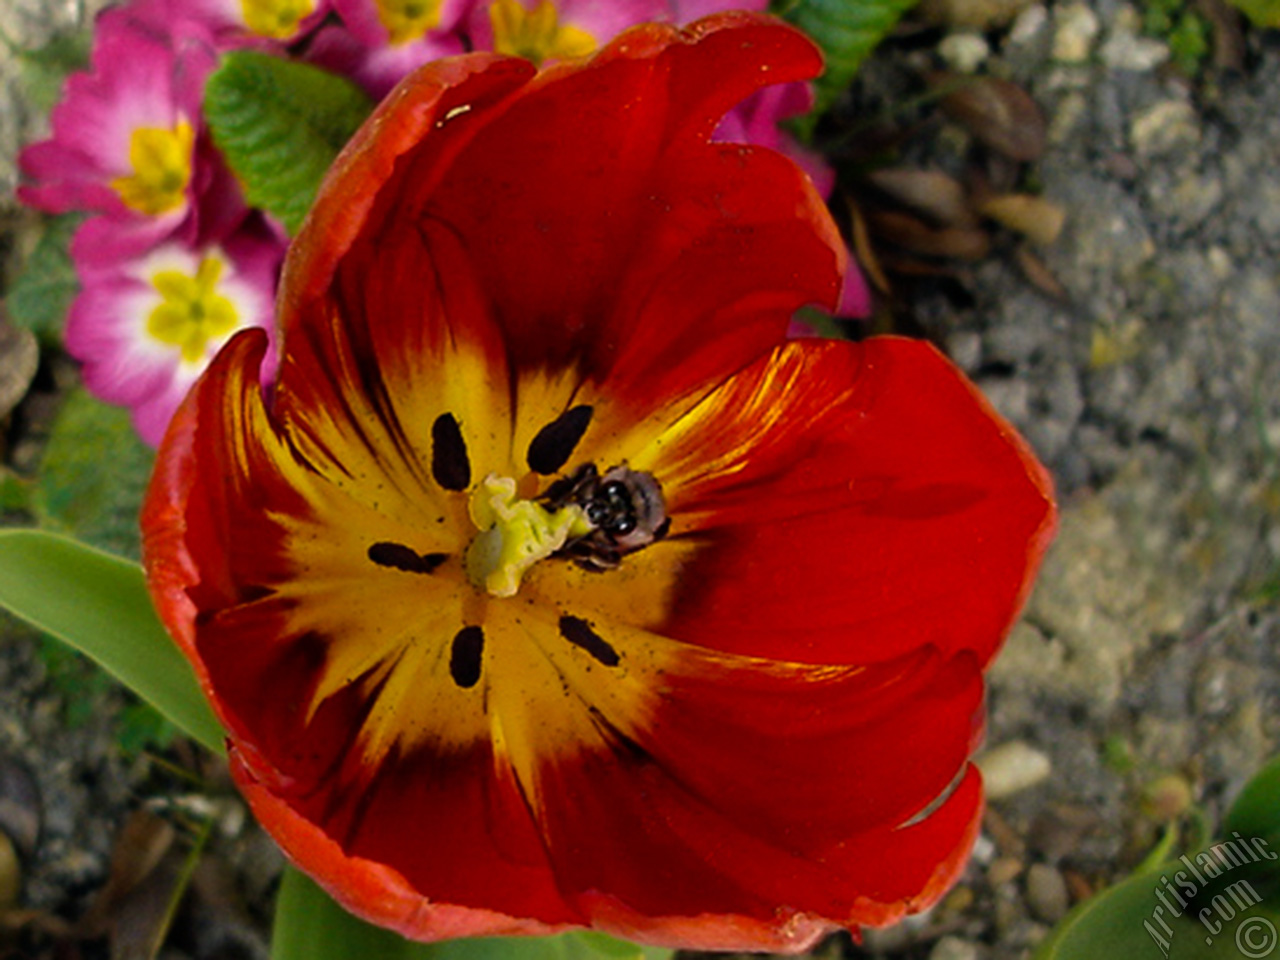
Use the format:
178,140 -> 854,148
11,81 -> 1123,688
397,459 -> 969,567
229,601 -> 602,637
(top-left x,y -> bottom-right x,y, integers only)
287,13 -> 842,423
230,748 -> 570,940
144,332 -> 578,932
640,336 -> 1056,667
524,639 -> 987,948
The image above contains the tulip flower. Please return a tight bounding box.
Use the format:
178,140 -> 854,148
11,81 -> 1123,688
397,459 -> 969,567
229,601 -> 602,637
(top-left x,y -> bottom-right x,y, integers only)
142,13 -> 1055,952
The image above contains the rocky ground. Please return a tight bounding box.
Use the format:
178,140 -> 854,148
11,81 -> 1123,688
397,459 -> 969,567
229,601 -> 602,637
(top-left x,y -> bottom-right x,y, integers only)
0,1 -> 1277,958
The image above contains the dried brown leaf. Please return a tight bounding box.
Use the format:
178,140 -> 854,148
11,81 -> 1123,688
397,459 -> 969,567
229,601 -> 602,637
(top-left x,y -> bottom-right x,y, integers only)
866,168 -> 978,227
877,255 -> 973,281
869,210 -> 993,260
917,0 -> 1031,29
1014,244 -> 1070,300
108,846 -> 185,960
979,194 -> 1067,246
935,73 -> 1047,162
846,197 -> 893,295
77,810 -> 175,939
0,758 -> 40,863
1197,0 -> 1246,70
0,906 -> 74,937
0,319 -> 38,423
0,835 -> 18,911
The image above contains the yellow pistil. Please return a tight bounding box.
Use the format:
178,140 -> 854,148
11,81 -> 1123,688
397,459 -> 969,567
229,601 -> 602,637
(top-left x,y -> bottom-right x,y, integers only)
110,120 -> 195,216
146,256 -> 239,364
239,0 -> 315,39
465,474 -> 593,598
488,0 -> 597,64
374,0 -> 445,45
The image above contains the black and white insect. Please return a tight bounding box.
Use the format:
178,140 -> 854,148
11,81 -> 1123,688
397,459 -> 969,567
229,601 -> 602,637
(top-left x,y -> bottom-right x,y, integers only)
541,463 -> 671,571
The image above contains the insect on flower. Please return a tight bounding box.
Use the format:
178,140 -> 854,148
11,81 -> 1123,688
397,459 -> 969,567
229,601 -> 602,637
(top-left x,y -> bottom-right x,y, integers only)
538,462 -> 670,571
142,11 -> 1057,953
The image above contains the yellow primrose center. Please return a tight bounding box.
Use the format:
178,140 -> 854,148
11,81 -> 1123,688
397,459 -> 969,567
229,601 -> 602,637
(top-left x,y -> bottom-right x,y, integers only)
240,0 -> 314,38
465,474 -> 592,598
146,256 -> 238,363
375,0 -> 445,45
110,120 -> 195,216
489,0 -> 597,64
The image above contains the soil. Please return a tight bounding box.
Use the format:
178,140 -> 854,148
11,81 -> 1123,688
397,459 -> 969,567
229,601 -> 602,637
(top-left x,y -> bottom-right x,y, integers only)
0,1 -> 1277,959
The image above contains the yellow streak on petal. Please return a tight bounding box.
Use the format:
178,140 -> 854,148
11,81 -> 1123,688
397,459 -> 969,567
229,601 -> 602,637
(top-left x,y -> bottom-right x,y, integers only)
523,536 -> 698,633
482,601 -> 671,808
110,120 -> 194,216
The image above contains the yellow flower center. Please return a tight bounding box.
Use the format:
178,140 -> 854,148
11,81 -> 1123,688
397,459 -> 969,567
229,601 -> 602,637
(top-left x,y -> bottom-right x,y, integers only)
375,0 -> 445,45
239,0 -> 315,38
488,0 -> 597,64
146,256 -> 239,364
110,120 -> 195,216
465,474 -> 592,598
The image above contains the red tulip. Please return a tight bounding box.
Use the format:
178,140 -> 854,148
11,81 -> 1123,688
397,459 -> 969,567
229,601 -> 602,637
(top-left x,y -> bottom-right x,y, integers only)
142,12 -> 1055,952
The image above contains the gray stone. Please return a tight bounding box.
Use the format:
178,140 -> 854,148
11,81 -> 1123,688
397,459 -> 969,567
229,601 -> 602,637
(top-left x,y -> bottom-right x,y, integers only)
977,741 -> 1054,799
930,935 -> 984,960
1025,863 -> 1071,922
1099,7 -> 1170,71
1130,99 -> 1201,159
947,329 -> 984,373
939,31 -> 992,72
1052,2 -> 1100,62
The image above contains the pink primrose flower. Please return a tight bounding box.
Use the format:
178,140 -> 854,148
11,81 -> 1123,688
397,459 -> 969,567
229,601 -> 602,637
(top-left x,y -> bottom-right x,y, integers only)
307,0 -> 469,99
466,0 -> 669,63
18,5 -> 245,249
131,0 -> 334,46
66,216 -> 283,446
19,8 -> 212,224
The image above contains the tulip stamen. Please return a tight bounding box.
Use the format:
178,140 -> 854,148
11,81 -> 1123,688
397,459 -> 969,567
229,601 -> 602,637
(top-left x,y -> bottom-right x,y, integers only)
527,404 -> 593,475
366,542 -> 448,573
558,614 -> 620,666
431,412 -> 471,491
465,475 -> 593,598
449,626 -> 485,688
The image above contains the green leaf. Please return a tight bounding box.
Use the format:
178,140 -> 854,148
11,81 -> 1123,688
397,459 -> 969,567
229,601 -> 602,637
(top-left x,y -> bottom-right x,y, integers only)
777,0 -> 923,130
7,213 -> 81,345
0,25 -> 93,114
116,701 -> 178,755
0,469 -> 34,513
0,529 -> 225,753
1219,753 -> 1280,905
273,867 -> 673,960
203,51 -> 374,235
1225,754 -> 1280,844
33,388 -> 155,560
1034,858 -> 1280,959
1037,770 -> 1280,960
1225,0 -> 1280,27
